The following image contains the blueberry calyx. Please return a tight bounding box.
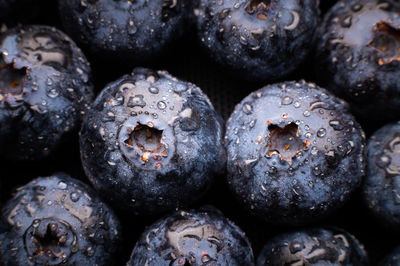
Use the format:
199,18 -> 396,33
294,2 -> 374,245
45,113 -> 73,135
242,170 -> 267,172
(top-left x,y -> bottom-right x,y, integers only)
24,217 -> 78,265
369,20 -> 400,65
266,122 -> 306,164
0,56 -> 28,107
244,0 -> 271,20
119,117 -> 175,170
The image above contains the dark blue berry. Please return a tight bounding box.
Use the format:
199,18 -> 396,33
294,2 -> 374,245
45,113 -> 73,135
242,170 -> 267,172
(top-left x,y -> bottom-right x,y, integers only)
196,0 -> 320,82
127,207 -> 254,265
0,173 -> 121,265
315,0 -> 400,122
80,68 -> 226,215
257,227 -> 368,265
58,0 -> 191,63
225,81 -> 366,225
0,25 -> 94,161
363,121 -> 400,230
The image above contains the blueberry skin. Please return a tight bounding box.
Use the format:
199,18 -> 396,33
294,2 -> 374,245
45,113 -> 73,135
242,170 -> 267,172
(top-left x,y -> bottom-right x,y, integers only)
80,68 -> 226,215
58,0 -> 191,63
380,246 -> 400,266
0,25 -> 94,161
196,0 -> 320,82
315,0 -> 400,122
127,207 -> 254,265
225,81 -> 366,225
0,173 -> 121,266
362,122 -> 400,230
257,227 -> 368,266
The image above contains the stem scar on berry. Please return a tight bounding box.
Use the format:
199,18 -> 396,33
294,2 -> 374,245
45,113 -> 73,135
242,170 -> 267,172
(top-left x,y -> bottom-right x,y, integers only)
368,20 -> 400,65
266,123 -> 305,164
245,0 -> 271,20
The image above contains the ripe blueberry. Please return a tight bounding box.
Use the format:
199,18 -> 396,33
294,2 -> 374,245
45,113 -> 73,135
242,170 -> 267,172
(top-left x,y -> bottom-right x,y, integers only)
0,173 -> 121,265
196,0 -> 320,81
80,68 -> 226,215
127,207 -> 254,265
315,0 -> 400,122
225,81 -> 366,225
363,121 -> 400,230
58,0 -> 191,63
0,25 -> 94,160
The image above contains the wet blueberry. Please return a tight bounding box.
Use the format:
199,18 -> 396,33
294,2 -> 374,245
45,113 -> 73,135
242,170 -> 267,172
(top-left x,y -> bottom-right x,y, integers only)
0,173 -> 121,265
380,246 -> 400,266
315,0 -> 400,122
80,67 -> 226,215
127,206 -> 254,265
225,81 -> 366,225
0,25 -> 94,161
58,0 -> 191,63
196,0 -> 320,82
257,227 -> 368,265
363,122 -> 400,230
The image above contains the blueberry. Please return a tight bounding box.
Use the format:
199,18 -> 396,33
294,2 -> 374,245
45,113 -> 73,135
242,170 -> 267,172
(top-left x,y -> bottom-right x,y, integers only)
225,81 -> 366,225
380,246 -> 400,266
58,0 -> 191,63
196,0 -> 320,82
257,227 -> 368,265
0,25 -> 94,161
314,0 -> 400,122
362,122 -> 400,230
80,67 -> 226,215
127,206 -> 254,265
0,173 -> 121,265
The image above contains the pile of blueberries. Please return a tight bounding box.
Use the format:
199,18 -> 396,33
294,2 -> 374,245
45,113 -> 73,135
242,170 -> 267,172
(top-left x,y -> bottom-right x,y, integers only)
1,0 -> 400,265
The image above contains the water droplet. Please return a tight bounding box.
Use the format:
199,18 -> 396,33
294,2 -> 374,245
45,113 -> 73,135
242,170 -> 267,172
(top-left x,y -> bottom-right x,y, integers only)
58,181 -> 67,189
303,110 -> 311,117
149,87 -> 159,94
157,101 -> 167,110
341,15 -> 352,28
128,20 -> 137,35
70,192 -> 80,202
317,128 -> 326,138
242,103 -> 253,115
294,101 -> 301,108
377,154 -> 391,168
249,120 -> 255,128
47,89 -> 59,98
87,247 -> 94,256
173,83 -> 188,92
351,4 -> 362,12
281,96 -> 293,105
127,95 -> 146,108
313,166 -> 321,176
329,120 -> 344,131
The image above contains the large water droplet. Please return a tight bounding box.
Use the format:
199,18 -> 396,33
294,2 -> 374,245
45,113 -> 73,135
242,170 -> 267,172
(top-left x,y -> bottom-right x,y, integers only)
148,87 -> 159,94
329,120 -> 343,131
281,96 -> 293,105
58,181 -> 67,189
157,101 -> 167,110
317,128 -> 326,138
